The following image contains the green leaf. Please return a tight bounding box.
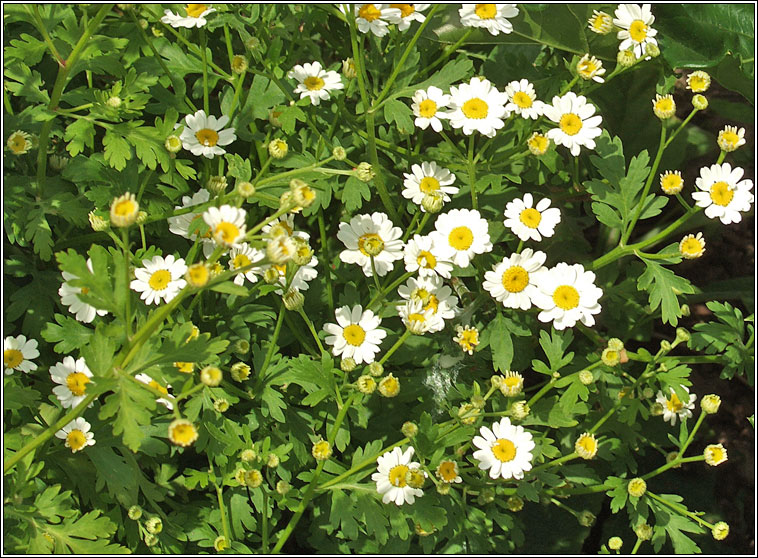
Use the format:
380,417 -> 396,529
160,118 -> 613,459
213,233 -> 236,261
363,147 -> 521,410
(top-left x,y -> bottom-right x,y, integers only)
329,489 -> 359,540
5,33 -> 48,66
102,130 -> 132,171
64,118 -> 96,157
488,313 -> 513,372
356,493 -> 389,546
650,494 -> 705,554
4,61 -> 50,104
276,104 -> 306,135
98,374 -> 156,452
3,382 -> 41,411
261,385 -> 286,422
383,98 -> 413,133
341,176 -> 371,212
210,281 -> 249,297
606,476 -> 628,513
538,329 -> 574,373
24,207 -> 54,261
637,260 -> 695,326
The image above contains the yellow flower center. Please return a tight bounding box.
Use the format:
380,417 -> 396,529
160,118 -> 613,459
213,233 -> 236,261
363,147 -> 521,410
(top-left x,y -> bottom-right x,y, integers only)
215,221 -> 241,244
629,19 -> 648,42
148,269 -> 172,291
408,312 -> 426,324
709,181 -> 734,207
232,253 -> 251,270
148,379 -> 169,396
358,233 -> 385,256
417,99 -> 437,118
195,128 -> 219,147
475,4 -> 497,19
66,372 -> 90,396
577,435 -> 597,454
390,4 -> 415,18
502,266 -> 529,293
380,376 -> 400,396
66,430 -> 87,451
174,361 -> 195,373
458,329 -> 479,351
553,285 -> 580,310
187,264 -> 209,287
492,438 -> 517,462
462,98 -> 489,120
680,238 -> 703,257
303,76 -> 325,91
578,59 -> 598,77
720,131 -> 739,148
661,173 -> 683,193
186,4 -> 207,18
689,75 -> 708,91
8,134 -> 28,153
590,14 -> 608,31
170,422 -> 198,445
654,97 -> 674,116
559,113 -> 583,136
438,461 -> 458,481
417,250 -> 437,269
528,134 -> 549,153
448,226 -> 474,251
519,207 -> 542,228
358,3 -> 382,21
388,464 -> 409,487
708,447 -> 725,462
4,349 -> 23,369
343,324 -> 366,346
666,392 -> 684,412
512,91 -> 533,109
113,198 -> 137,217
419,176 -> 440,193
503,375 -> 521,391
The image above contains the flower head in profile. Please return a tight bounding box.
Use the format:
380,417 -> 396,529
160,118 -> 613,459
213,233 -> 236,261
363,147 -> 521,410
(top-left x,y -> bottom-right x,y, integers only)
717,126 -> 746,153
577,54 -> 606,83
613,4 -> 658,59
660,170 -> 684,195
179,110 -> 236,159
55,417 -> 95,453
161,4 -> 215,28
337,212 -> 404,277
403,234 -> 453,279
504,79 -> 545,120
393,3 -> 429,31
656,386 -> 696,425
459,4 -> 519,36
6,130 -> 32,155
447,77 -> 509,137
130,255 -> 188,305
472,417 -> 535,480
371,446 -> 424,505
587,10 -> 613,34
203,205 -> 248,248
411,86 -> 451,132
59,259 -> 109,324
691,163 -> 754,225
503,193 -> 561,242
288,61 -> 344,106
402,161 -> 458,210
543,92 -> 603,156
323,305 -> 386,365
483,249 -> 548,310
4,335 -> 39,376
531,263 -> 603,330
430,208 -> 492,268
679,232 -> 706,259
352,4 -> 402,37
50,356 -> 93,409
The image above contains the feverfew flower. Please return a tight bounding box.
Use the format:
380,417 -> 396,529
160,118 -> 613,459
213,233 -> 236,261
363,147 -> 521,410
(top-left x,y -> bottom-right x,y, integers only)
323,305 -> 386,365
503,193 -> 561,242
161,4 -> 215,28
447,77 -> 509,137
454,325 -> 479,355
411,86 -> 451,132
504,79 -> 545,120
656,386 -> 696,425
679,232 -> 706,259
58,260 -> 108,323
353,4 -> 402,37
472,417 -> 535,480
587,10 -> 613,34
482,249 -> 548,310
228,244 -> 265,285
576,54 -> 606,83
371,446 -> 424,505
459,4 -> 519,36
613,4 -> 658,59
50,356 -> 93,409
430,208 -> 492,268
203,205 -> 248,248
527,132 -> 550,156
288,61 -> 344,106
130,255 -> 188,305
652,94 -> 675,119
402,161 -> 458,210
135,373 -> 173,410
686,70 -> 711,93
575,433 -> 598,460
397,275 -> 458,331
704,444 -> 727,466
660,170 -> 684,195
532,263 -> 603,330
337,212 -> 404,277
543,92 -> 603,156
393,3 -> 429,31
6,130 -> 32,155
717,126 -> 746,153
55,417 -> 95,453
168,189 -> 211,240
179,110 -> 236,159
4,335 -> 39,376
403,234 -> 453,279
398,299 -> 438,334
436,460 -> 463,484
691,163 -> 754,225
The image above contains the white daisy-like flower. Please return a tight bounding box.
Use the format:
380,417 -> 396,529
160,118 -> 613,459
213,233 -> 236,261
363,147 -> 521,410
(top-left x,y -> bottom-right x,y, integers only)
397,299 -> 439,335
55,417 -> 96,453
411,86 -> 450,132
4,335 -> 39,376
228,243 -> 265,285
135,373 -> 174,410
472,417 -> 535,480
717,126 -> 746,153
587,9 -> 613,34
430,208 -> 492,268
403,234 -> 453,279
50,356 -> 93,409
371,446 -> 424,505
402,161 -> 458,210
436,460 -> 463,484
178,110 -> 236,159
447,77 -> 509,137
504,79 -> 545,120
288,61 -> 344,106
503,193 -> 562,242
323,305 -> 386,365
58,259 -> 108,324
459,4 -> 519,36
337,212 -> 404,277
691,163 -> 754,225
576,54 -> 606,83
130,255 -> 188,305
393,3 -> 429,31
203,205 -> 248,248
398,275 -> 458,331
161,3 -> 216,28
168,189 -> 211,241
656,386 -> 696,426
543,92 -> 603,156
261,214 -> 310,242
352,4 -> 402,37
531,263 -> 603,330
482,249 -> 548,310
613,4 -> 658,59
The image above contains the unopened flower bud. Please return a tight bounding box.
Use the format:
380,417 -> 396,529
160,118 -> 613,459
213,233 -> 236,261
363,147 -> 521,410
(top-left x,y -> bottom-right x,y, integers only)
368,362 -> 384,377
49,153 -> 69,171
650,401 -> 664,416
128,505 -> 143,520
200,365 -> 223,387
701,394 -> 721,414
471,394 -> 486,409
712,521 -> 729,541
245,36 -> 261,50
601,348 -> 621,367
356,375 -> 376,394
135,211 -> 148,225
627,477 -> 647,498
145,517 -> 163,534
290,179 -> 316,208
680,303 -> 691,317
406,467 -> 426,489
144,533 -> 158,547
506,495 -> 524,512
268,108 -> 282,128
692,94 -> 708,111
138,18 -> 148,30
378,373 -> 400,397
263,267 -> 280,284
110,192 -> 139,227
401,421 -> 418,438
340,358 -> 356,372
266,235 -> 296,264
355,162 -> 374,182
279,190 -> 296,211
312,439 -> 332,461
436,482 -> 451,495
276,480 -> 291,495
214,535 -> 229,552
578,370 -> 594,385
457,402 -> 479,425
244,469 -> 263,488
421,191 -> 445,213
89,211 -> 109,232
268,138 -> 288,159
645,43 -> 660,58
240,448 -> 257,462
106,95 -> 122,109
207,175 -> 228,195
608,536 -> 623,550
617,49 -> 637,67
333,146 -> 347,161
490,375 -> 503,389
578,510 -> 596,527
282,289 -> 304,311
165,133 -> 182,152
237,181 -> 255,198
634,522 -> 653,541
266,453 -> 280,468
342,58 -> 357,79
511,400 -> 530,421
660,339 -> 671,352
675,328 -> 690,343
214,398 -> 230,413
478,487 -> 495,504
233,339 -> 250,354
291,241 -> 314,266
231,54 -> 248,74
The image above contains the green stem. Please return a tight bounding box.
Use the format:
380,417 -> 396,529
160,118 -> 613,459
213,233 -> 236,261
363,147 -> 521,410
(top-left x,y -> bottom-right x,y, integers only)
201,29 -> 209,113
420,28 -> 474,79
260,304 -> 286,376
214,476 -> 232,544
631,538 -> 642,554
368,271 -> 413,311
160,21 -> 232,80
261,489 -> 269,552
664,108 -> 698,149
121,228 -> 133,339
29,5 -> 64,64
646,491 -> 713,529
531,452 -> 578,474
715,151 -> 726,165
589,367 -> 650,434
467,133 -> 478,210
254,154 -> 338,188
680,410 -> 707,454
560,75 -> 580,95
298,309 -> 326,355
379,329 -> 412,365
317,209 -> 335,312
